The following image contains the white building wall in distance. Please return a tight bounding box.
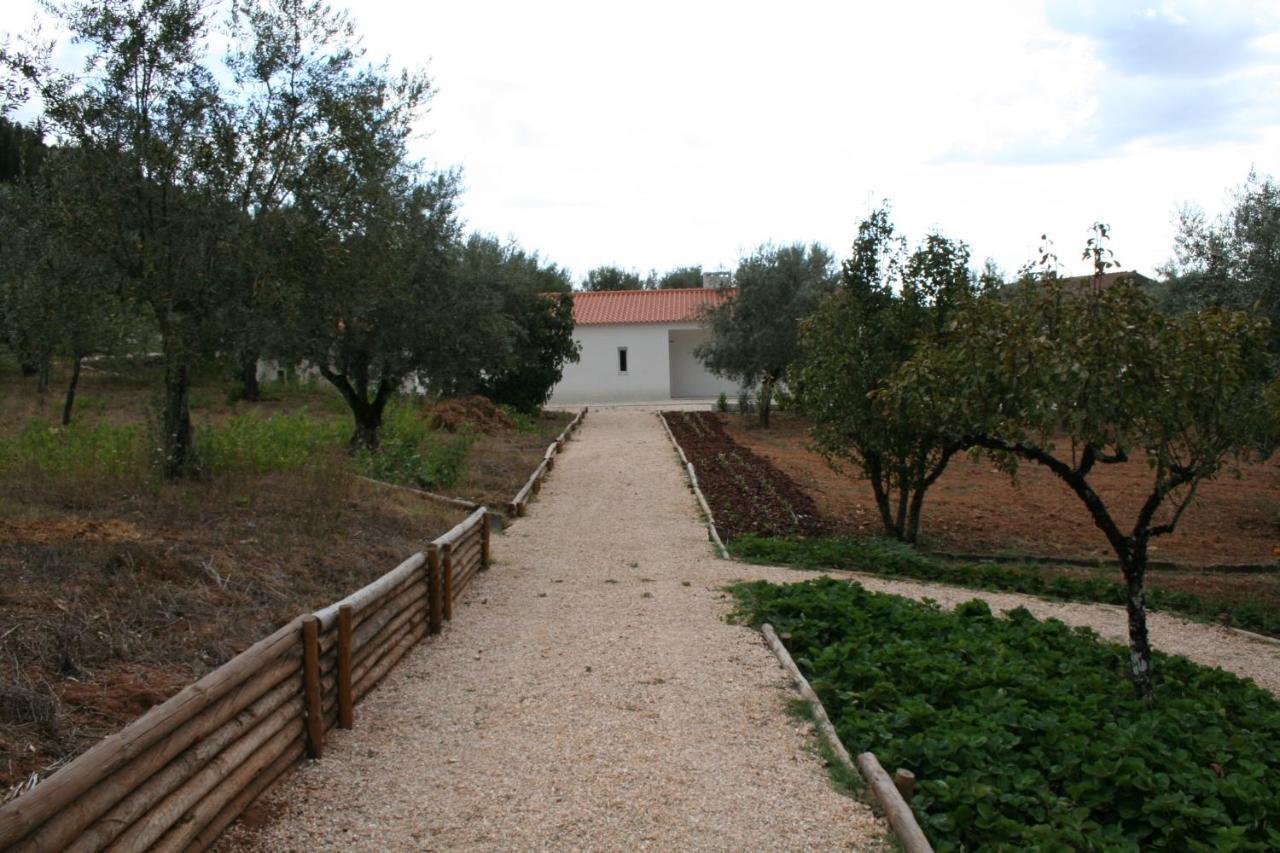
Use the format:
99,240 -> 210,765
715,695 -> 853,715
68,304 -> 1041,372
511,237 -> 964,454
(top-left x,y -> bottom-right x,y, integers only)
668,328 -> 740,398
550,324 -> 672,404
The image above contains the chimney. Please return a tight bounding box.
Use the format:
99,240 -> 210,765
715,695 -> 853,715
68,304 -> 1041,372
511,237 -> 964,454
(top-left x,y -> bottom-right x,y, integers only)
702,271 -> 732,290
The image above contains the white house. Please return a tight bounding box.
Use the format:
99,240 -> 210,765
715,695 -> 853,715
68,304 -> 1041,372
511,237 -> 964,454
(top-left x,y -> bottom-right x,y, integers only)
549,288 -> 743,405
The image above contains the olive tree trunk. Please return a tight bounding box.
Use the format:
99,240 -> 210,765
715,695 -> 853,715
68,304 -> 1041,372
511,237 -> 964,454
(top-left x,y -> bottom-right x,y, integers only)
61,353 -> 82,426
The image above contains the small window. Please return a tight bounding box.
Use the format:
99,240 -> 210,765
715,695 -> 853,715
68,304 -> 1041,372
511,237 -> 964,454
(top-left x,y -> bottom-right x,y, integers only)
618,347 -> 628,373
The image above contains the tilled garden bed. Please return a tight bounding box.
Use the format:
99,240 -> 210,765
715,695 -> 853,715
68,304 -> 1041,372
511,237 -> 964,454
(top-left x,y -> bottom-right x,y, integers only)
661,411 -> 829,541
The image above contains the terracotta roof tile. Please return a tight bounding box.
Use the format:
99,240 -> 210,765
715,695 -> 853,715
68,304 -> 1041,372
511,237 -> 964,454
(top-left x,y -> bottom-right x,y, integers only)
570,288 -> 735,325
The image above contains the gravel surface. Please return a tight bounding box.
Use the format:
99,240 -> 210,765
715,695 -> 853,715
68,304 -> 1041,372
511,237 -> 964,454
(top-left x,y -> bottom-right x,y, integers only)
222,410 -> 889,851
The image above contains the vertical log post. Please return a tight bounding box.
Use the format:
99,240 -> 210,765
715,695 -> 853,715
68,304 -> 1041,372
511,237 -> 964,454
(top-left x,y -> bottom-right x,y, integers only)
481,514 -> 491,570
301,615 -> 324,759
337,605 -> 354,730
893,768 -> 917,803
428,545 -> 443,634
442,542 -> 454,621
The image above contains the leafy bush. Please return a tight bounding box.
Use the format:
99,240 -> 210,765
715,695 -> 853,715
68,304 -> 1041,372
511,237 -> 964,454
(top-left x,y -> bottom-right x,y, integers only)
0,418 -> 143,478
355,404 -> 475,490
729,535 -> 1280,639
498,403 -> 538,434
733,578 -> 1280,851
715,392 -> 728,413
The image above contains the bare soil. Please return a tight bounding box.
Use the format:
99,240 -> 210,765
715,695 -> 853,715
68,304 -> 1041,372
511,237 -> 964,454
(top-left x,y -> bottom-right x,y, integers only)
723,413 -> 1280,568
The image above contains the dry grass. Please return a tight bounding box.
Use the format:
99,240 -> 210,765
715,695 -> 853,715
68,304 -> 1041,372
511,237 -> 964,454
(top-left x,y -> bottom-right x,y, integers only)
446,412 -> 573,507
0,456 -> 463,791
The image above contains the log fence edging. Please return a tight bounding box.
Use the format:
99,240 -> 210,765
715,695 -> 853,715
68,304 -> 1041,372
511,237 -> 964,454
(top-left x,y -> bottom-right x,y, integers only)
0,505 -> 494,852
657,411 -> 729,559
761,623 -> 934,853
506,407 -> 587,518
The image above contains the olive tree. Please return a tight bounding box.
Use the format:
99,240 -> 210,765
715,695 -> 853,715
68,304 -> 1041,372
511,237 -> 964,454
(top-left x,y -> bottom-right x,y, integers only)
582,265 -> 644,291
697,242 -> 836,427
887,226 -> 1276,700
795,209 -> 978,543
0,146 -> 132,423
2,0 -> 243,476
1167,170 -> 1280,356
458,235 -> 580,414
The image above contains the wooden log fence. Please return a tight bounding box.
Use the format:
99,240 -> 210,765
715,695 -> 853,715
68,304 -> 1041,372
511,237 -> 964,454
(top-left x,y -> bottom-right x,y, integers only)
507,407 -> 587,518
0,507 -> 493,852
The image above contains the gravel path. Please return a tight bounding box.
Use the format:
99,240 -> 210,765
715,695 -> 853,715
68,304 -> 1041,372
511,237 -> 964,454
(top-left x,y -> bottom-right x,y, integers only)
225,410 -> 888,851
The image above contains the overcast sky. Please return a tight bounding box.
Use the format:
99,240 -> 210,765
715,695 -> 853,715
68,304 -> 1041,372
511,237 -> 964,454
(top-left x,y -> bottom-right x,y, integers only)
7,0 -> 1280,282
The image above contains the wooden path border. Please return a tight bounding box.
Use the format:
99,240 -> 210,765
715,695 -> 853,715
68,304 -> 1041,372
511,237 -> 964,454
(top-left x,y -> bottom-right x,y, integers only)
761,623 -> 933,853
657,412 -> 729,559
0,509 -> 493,851
506,408 -> 587,518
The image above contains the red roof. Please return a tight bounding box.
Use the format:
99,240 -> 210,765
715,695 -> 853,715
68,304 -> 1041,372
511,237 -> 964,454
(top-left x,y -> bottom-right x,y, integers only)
570,288 -> 735,325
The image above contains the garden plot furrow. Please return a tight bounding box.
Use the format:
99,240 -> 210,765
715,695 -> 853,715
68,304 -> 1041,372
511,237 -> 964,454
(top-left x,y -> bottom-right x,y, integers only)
662,412 -> 829,541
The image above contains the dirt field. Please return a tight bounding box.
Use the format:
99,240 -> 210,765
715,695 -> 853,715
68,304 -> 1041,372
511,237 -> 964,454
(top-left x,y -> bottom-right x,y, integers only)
0,365 -> 568,794
722,413 -> 1280,568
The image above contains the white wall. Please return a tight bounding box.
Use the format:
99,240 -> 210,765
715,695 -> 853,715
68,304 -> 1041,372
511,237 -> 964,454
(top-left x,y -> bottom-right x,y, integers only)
668,328 -> 739,398
550,324 -> 672,404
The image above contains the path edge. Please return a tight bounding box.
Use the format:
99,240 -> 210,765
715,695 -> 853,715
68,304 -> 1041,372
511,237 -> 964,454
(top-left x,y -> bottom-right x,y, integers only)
760,623 -> 934,853
656,412 -> 729,559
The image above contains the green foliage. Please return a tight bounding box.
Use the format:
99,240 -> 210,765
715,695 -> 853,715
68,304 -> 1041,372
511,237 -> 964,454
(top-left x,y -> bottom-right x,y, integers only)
796,207 -> 977,542
0,418 -> 143,478
197,414 -> 347,474
728,535 -> 1280,638
497,404 -> 538,433
697,242 -> 836,427
1168,170 -> 1280,355
582,265 -> 644,291
355,404 -> 475,490
886,225 -> 1277,697
655,265 -> 703,289
461,235 -> 580,414
715,392 -> 728,413
733,577 -> 1280,850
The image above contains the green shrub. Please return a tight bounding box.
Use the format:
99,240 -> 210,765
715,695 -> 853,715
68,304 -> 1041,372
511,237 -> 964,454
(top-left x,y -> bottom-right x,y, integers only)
498,403 -> 538,433
355,404 -> 474,490
733,578 -> 1280,851
715,392 -> 728,413
729,535 -> 1280,639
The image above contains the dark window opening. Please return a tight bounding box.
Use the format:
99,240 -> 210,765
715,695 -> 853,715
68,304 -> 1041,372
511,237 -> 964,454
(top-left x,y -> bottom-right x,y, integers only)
618,347 -> 628,373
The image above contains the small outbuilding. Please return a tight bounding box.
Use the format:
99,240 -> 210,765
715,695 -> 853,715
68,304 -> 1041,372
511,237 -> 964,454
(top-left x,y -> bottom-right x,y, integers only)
548,288 -> 743,405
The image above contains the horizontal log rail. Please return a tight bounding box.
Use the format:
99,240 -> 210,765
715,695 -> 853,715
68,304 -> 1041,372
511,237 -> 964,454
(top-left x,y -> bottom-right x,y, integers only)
0,499 -> 493,852
507,407 -> 587,518
762,624 -> 933,853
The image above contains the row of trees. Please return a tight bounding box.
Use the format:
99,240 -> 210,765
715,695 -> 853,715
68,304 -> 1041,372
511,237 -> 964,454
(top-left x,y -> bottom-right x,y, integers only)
581,264 -> 708,291
698,204 -> 1277,701
0,0 -> 579,474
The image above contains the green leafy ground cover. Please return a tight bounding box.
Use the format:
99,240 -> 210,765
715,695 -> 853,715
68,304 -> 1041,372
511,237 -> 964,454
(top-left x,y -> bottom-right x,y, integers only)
732,577 -> 1280,851
0,402 -> 474,490
729,536 -> 1280,639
